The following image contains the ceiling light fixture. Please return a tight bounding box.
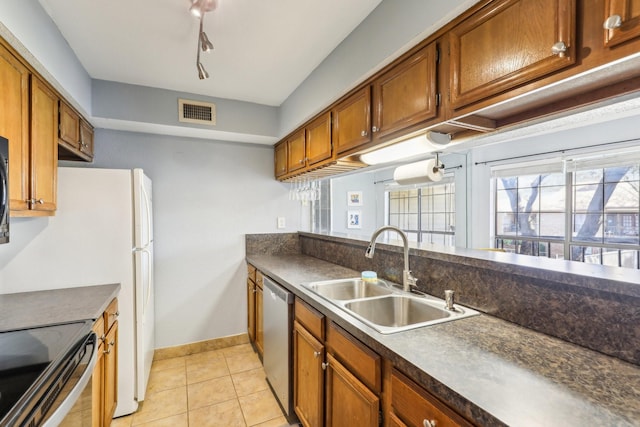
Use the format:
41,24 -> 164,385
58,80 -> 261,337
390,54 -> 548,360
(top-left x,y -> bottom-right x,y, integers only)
191,0 -> 217,80
190,0 -> 217,18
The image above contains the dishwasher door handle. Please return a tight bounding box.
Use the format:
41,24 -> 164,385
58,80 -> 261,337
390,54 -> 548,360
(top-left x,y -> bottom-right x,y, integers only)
263,276 -> 293,304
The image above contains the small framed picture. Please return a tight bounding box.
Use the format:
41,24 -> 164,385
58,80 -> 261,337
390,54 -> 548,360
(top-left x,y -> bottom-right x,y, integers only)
347,191 -> 363,206
347,210 -> 362,229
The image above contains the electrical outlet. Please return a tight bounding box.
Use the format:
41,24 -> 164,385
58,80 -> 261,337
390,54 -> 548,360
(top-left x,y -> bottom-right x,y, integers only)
277,217 -> 286,229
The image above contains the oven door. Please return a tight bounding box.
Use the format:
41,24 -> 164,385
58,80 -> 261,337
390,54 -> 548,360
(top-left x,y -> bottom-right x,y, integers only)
40,333 -> 98,427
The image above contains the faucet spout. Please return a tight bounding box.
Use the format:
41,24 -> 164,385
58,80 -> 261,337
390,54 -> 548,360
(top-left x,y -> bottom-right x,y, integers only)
365,226 -> 417,292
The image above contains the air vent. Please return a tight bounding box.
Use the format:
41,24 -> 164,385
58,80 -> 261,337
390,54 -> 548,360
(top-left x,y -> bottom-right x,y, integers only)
178,99 -> 216,125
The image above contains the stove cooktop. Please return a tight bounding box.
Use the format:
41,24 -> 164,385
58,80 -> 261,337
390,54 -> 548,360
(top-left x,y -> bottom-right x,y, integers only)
0,321 -> 92,426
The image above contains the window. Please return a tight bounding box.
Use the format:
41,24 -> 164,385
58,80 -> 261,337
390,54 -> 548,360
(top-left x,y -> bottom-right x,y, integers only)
312,180 -> 331,233
387,180 -> 455,246
494,160 -> 640,269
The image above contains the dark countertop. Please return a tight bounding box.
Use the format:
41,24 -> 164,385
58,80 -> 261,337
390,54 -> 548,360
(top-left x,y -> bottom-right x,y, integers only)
0,284 -> 121,331
247,254 -> 640,427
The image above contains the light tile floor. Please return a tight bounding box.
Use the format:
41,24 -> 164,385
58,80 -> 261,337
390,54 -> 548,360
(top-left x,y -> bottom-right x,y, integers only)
110,344 -> 292,427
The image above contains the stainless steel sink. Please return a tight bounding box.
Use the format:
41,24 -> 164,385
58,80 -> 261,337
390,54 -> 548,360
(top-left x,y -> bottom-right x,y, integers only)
303,278 -> 479,334
304,278 -> 393,300
344,295 -> 477,333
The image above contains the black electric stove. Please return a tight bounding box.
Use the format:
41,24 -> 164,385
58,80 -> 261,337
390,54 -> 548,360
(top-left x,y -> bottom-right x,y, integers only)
0,321 -> 94,427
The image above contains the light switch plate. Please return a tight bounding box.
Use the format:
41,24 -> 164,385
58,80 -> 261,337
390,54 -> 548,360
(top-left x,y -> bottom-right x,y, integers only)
277,217 -> 286,229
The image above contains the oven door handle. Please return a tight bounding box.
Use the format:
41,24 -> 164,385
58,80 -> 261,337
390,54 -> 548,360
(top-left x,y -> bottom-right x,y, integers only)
41,332 -> 99,427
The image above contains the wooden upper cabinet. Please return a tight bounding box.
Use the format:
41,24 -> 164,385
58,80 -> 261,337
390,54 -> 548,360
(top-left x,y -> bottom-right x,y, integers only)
332,86 -> 371,155
59,100 -> 94,161
28,76 -> 58,215
79,119 -> 94,159
604,0 -> 640,47
449,0 -> 576,110
274,141 -> 288,178
287,129 -> 306,173
59,100 -> 80,150
372,43 -> 438,140
0,43 -> 30,213
305,112 -> 332,166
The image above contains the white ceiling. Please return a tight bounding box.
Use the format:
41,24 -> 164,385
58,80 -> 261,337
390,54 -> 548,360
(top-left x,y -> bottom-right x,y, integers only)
38,0 -> 383,107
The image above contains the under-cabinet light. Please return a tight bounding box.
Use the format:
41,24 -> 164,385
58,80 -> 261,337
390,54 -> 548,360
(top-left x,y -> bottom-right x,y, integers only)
360,132 -> 451,165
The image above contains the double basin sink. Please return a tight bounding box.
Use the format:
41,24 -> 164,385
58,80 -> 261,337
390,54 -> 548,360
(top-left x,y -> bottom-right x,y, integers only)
303,278 -> 479,334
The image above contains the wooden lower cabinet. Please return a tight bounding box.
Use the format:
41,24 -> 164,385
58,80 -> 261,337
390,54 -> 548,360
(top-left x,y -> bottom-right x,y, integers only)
254,269 -> 265,357
103,321 -> 118,426
391,368 -> 473,427
325,353 -> 379,427
293,302 -> 380,427
92,298 -> 119,427
293,321 -> 324,427
290,296 -> 476,427
246,264 -> 263,357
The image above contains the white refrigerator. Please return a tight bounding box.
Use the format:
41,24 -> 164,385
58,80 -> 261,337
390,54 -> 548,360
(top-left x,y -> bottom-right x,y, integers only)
1,167 -> 156,417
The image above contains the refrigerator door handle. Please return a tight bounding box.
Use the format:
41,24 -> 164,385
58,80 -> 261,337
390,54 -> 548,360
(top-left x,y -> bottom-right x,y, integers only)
134,246 -> 153,316
140,184 -> 153,247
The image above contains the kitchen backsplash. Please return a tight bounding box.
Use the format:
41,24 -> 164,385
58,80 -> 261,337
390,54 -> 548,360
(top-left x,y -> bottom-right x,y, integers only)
246,232 -> 640,366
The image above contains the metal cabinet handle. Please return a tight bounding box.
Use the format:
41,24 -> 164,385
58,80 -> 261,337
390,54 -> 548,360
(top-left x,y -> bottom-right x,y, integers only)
423,420 -> 436,427
360,130 -> 368,137
313,351 -> 321,358
321,362 -> 329,370
27,198 -> 45,205
603,14 -> 622,29
371,126 -> 379,132
104,341 -> 114,353
551,41 -> 567,56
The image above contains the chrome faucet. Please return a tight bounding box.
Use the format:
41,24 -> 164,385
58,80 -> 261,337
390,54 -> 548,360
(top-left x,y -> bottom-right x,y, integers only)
365,226 -> 417,292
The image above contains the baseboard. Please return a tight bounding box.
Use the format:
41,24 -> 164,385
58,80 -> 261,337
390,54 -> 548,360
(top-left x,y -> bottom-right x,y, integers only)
153,332 -> 250,360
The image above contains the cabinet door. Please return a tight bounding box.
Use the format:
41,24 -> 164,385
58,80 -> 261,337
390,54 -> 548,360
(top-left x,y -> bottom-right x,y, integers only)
305,112 -> 332,166
325,353 -> 379,427
92,317 -> 106,427
293,321 -> 325,427
287,129 -> 306,173
59,101 -> 80,150
449,0 -> 576,109
29,76 -> 58,214
92,348 -> 105,427
255,284 -> 264,356
79,119 -> 94,159
103,321 -> 118,426
372,43 -> 438,140
332,86 -> 372,155
0,44 -> 30,213
604,0 -> 640,47
274,141 -> 288,178
247,279 -> 256,343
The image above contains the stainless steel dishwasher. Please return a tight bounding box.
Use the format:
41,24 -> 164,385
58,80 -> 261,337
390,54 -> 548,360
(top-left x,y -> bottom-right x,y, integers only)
262,276 -> 295,420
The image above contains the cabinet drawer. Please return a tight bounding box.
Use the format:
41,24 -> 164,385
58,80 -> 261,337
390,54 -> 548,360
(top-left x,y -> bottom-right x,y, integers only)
247,263 -> 256,283
255,271 -> 264,289
391,368 -> 473,427
294,298 -> 325,341
104,298 -> 119,332
326,322 -> 381,393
